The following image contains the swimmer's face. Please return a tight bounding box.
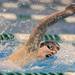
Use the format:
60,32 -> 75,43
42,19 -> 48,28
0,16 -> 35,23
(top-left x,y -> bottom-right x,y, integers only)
37,41 -> 60,59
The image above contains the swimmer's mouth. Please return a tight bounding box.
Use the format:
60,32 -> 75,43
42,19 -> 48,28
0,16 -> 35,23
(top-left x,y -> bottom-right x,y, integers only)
45,54 -> 52,58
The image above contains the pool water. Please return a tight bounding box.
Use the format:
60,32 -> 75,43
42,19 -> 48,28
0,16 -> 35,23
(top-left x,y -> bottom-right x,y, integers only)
0,19 -> 75,72
23,42 -> 75,73
0,39 -> 75,73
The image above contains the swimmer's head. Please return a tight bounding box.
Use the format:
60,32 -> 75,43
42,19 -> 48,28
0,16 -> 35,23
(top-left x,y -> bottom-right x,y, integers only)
37,40 -> 60,58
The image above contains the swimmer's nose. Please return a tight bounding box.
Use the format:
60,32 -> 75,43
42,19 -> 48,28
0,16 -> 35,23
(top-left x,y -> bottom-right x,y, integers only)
45,49 -> 58,58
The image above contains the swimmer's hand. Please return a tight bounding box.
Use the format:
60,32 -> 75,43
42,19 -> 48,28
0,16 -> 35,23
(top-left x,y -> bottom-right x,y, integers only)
66,3 -> 75,13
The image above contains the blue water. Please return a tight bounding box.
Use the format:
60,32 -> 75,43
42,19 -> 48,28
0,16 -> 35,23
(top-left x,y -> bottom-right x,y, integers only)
0,40 -> 19,59
0,40 -> 75,72
0,17 -> 75,73
23,56 -> 75,73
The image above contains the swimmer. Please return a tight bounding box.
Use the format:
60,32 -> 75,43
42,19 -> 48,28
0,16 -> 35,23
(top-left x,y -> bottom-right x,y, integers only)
6,4 -> 75,67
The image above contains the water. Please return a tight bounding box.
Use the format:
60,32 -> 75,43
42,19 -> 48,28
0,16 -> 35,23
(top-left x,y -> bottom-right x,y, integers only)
0,19 -> 75,72
23,42 -> 75,73
0,41 -> 75,72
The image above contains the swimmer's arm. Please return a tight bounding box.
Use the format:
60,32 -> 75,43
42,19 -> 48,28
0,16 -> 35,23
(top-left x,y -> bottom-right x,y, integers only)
26,4 -> 75,52
7,4 -> 75,67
